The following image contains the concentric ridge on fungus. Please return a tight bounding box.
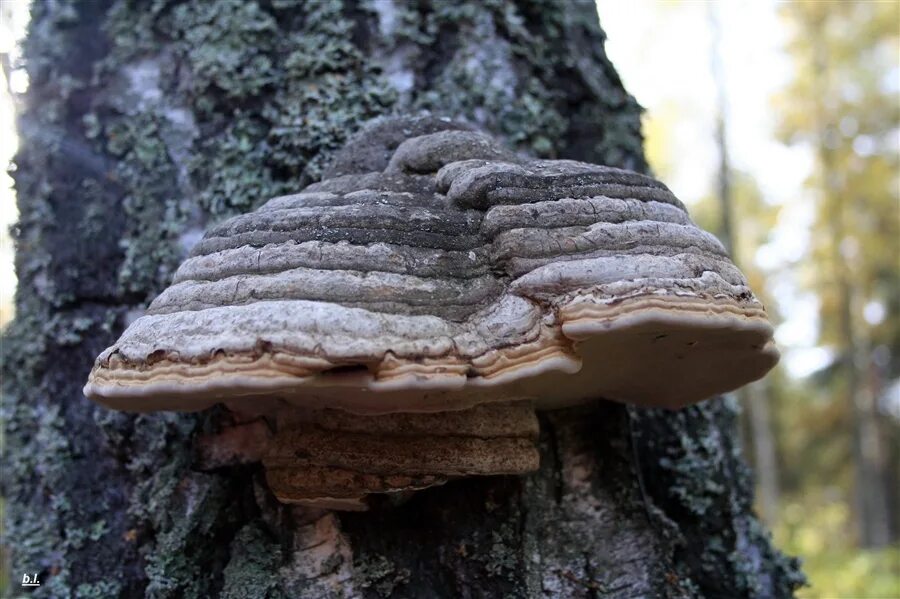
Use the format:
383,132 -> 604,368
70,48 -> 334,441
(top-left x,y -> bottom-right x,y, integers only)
85,116 -> 778,415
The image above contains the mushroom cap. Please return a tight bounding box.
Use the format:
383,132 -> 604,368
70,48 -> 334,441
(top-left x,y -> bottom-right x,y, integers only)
84,116 -> 778,414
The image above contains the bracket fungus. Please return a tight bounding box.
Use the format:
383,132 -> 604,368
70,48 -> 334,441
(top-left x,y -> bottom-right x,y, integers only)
84,116 -> 778,510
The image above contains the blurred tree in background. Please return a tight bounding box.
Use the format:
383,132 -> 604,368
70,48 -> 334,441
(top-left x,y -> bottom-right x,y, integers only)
679,1 -> 899,595
774,0 -> 899,549
766,2 -> 900,597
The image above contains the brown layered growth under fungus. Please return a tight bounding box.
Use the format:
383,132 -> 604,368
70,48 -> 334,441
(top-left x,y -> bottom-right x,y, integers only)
84,115 -> 778,508
264,403 -> 539,510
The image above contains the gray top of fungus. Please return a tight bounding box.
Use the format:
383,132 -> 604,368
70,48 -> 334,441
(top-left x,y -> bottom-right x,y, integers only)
84,115 -> 778,414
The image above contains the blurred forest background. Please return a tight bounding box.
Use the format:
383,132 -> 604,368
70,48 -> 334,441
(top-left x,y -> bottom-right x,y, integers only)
599,1 -> 900,597
1,1 -> 898,597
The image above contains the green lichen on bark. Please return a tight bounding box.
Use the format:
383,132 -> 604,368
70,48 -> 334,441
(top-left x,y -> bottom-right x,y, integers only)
221,523 -> 286,599
631,400 -> 807,597
351,555 -> 411,597
367,0 -> 645,169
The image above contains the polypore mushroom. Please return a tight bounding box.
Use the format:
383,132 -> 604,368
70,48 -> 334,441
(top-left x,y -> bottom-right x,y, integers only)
84,115 -> 778,510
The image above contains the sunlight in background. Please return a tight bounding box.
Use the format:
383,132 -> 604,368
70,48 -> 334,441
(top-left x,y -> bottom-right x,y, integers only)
0,0 -> 30,327
596,0 -> 826,379
599,3 -> 900,595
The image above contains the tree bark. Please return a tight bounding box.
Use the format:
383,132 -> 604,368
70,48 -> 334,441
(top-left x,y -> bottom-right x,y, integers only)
1,1 -> 804,597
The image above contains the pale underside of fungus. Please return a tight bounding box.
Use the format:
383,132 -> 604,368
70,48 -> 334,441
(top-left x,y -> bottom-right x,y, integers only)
85,116 -> 778,509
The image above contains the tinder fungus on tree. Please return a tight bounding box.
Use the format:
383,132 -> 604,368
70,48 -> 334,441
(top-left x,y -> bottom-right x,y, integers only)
84,115 -> 778,508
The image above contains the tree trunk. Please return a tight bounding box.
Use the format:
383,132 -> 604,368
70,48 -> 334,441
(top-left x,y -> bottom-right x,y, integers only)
707,4 -> 780,528
744,381 -> 781,527
1,1 -> 804,597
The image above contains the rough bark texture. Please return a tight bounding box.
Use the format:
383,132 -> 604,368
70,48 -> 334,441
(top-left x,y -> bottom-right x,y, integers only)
1,1 -> 804,597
